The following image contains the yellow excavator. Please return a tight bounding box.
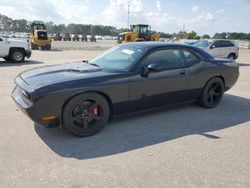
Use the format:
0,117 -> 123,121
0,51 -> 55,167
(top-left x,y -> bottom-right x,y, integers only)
29,21 -> 52,50
117,24 -> 160,43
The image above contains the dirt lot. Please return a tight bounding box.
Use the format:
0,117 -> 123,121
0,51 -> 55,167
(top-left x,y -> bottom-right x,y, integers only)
0,47 -> 250,188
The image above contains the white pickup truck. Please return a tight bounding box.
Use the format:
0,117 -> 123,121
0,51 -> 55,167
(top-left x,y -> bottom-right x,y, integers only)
0,37 -> 31,63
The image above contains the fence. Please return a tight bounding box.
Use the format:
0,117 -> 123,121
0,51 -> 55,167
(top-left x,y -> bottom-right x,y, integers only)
235,40 -> 250,49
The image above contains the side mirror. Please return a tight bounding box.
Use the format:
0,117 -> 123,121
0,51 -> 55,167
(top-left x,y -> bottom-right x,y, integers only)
141,63 -> 161,77
148,63 -> 161,71
210,45 -> 215,49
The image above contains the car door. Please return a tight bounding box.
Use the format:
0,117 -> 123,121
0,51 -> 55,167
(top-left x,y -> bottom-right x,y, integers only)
180,49 -> 207,98
221,40 -> 235,58
209,40 -> 224,57
128,48 -> 190,112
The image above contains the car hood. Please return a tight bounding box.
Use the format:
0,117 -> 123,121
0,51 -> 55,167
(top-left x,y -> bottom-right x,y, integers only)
19,61 -> 117,89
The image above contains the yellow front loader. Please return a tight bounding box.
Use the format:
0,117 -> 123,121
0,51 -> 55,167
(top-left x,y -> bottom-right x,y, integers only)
29,21 -> 52,50
117,24 -> 160,43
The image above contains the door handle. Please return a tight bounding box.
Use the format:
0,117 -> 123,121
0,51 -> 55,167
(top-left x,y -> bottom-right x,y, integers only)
179,70 -> 187,75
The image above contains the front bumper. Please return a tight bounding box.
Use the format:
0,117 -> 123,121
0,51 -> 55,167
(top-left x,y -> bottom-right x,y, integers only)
25,49 -> 32,58
11,86 -> 59,128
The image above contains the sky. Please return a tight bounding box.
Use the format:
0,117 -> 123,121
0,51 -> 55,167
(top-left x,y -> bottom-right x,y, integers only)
0,0 -> 250,35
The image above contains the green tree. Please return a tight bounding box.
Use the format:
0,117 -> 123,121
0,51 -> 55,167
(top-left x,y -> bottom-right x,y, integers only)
202,34 -> 210,39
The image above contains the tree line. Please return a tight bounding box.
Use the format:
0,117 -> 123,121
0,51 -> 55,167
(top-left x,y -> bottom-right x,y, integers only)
0,14 -> 249,40
0,14 -> 129,36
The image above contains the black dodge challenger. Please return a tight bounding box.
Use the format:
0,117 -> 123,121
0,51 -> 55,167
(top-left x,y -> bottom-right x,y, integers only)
12,42 -> 239,137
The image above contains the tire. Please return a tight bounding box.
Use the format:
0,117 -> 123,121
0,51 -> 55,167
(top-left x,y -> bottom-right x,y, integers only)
3,57 -> 10,61
30,43 -> 37,50
47,44 -> 51,50
228,53 -> 236,59
9,49 -> 25,63
199,77 -> 224,108
62,92 -> 110,137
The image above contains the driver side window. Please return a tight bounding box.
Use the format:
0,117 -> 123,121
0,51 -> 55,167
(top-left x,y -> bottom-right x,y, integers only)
212,41 -> 222,48
141,49 -> 185,70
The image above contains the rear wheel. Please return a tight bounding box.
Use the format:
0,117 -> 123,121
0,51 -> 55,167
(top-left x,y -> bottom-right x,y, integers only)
199,77 -> 224,108
42,44 -> 51,50
62,92 -> 110,137
46,44 -> 51,50
228,53 -> 236,59
9,49 -> 25,63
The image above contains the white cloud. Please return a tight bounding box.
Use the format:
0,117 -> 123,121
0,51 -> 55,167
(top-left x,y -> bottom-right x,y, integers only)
156,0 -> 161,12
46,0 -> 90,24
191,12 -> 215,23
215,9 -> 224,13
144,12 -> 184,33
0,0 -> 90,24
131,0 -> 142,12
184,11 -> 216,32
0,0 -> 249,35
192,6 -> 199,12
101,0 -> 142,28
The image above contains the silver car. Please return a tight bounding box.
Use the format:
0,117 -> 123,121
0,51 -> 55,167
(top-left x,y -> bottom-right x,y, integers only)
193,40 -> 239,59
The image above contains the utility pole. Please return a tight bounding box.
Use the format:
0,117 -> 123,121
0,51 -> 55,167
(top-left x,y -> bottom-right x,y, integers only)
182,24 -> 185,32
127,0 -> 130,29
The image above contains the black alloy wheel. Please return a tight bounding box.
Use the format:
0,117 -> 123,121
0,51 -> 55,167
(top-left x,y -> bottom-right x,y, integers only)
63,93 -> 110,137
199,77 -> 224,108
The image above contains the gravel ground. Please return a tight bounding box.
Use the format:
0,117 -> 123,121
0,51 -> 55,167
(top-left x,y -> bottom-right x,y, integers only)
51,40 -> 116,50
0,47 -> 250,188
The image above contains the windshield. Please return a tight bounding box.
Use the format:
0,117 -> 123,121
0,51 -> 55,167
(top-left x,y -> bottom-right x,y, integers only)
118,34 -> 124,42
193,41 -> 211,48
89,45 -> 146,70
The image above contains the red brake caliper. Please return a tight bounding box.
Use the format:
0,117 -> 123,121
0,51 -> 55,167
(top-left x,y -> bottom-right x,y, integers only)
93,106 -> 99,116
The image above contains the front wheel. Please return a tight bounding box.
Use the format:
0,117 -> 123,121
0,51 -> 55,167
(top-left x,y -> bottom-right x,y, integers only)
199,77 -> 224,108
62,92 -> 110,137
30,43 -> 37,50
9,49 -> 25,63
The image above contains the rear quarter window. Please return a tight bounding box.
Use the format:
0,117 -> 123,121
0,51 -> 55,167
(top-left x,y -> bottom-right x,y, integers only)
222,41 -> 235,47
181,50 -> 200,66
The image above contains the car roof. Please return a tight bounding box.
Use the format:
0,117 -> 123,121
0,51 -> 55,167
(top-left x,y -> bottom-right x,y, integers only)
120,42 -> 192,49
199,39 -> 233,42
120,42 -> 214,59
